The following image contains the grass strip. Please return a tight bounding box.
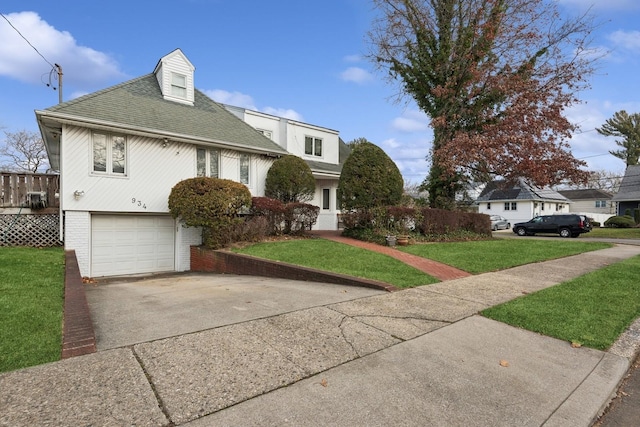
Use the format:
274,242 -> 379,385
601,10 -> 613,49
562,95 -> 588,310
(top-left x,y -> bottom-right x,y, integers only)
0,247 -> 65,373
234,239 -> 438,288
399,239 -> 612,274
482,255 -> 640,350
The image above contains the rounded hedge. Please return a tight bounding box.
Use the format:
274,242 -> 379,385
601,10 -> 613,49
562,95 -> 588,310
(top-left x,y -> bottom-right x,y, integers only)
338,140 -> 403,211
168,177 -> 252,228
265,155 -> 316,203
604,215 -> 636,228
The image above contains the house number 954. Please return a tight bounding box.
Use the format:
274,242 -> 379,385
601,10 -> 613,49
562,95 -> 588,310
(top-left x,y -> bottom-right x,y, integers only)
131,198 -> 147,209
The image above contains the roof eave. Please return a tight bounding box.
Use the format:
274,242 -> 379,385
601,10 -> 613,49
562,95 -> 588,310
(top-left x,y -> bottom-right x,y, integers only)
34,110 -> 289,156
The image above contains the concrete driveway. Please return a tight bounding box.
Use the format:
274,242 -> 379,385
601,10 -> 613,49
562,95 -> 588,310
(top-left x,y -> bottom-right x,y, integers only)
85,273 -> 385,350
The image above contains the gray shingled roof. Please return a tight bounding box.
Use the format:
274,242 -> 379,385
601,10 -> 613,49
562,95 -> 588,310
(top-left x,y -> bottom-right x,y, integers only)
558,189 -> 613,201
476,178 -> 569,202
612,165 -> 640,202
37,74 -> 287,169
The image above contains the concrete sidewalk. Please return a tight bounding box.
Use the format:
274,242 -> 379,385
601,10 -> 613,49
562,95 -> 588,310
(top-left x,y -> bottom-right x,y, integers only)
2,245 -> 640,426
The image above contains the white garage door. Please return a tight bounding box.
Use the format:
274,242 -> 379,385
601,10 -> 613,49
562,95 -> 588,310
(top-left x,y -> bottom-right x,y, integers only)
92,215 -> 175,277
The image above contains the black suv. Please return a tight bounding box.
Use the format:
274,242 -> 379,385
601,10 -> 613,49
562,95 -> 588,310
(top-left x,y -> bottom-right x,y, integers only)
512,214 -> 592,238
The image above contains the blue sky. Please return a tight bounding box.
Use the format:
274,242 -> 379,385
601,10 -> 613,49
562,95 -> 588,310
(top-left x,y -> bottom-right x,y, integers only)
1,0 -> 640,183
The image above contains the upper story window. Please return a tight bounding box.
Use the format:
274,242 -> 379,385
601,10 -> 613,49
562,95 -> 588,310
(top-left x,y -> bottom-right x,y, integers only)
92,132 -> 126,176
196,148 -> 220,178
305,136 -> 322,157
240,154 -> 250,185
171,72 -> 187,98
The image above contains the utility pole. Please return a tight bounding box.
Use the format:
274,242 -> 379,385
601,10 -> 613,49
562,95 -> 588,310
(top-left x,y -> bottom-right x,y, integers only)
55,63 -> 63,104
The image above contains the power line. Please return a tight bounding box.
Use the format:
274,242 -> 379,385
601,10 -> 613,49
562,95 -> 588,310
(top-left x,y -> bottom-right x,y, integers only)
0,12 -> 55,69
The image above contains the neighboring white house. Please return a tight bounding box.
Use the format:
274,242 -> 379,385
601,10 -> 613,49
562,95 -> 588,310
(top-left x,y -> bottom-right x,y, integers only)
476,178 -> 570,224
35,49 -> 345,278
223,106 -> 348,230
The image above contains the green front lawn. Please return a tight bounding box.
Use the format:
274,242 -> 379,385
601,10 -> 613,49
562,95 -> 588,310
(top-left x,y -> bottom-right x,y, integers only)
0,247 -> 65,373
234,239 -> 439,288
483,255 -> 640,350
398,239 -> 612,274
585,227 -> 640,239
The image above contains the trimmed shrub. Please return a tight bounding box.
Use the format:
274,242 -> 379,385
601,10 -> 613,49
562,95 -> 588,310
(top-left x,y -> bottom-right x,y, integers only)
284,203 -> 320,234
250,197 -> 319,235
265,155 -> 316,203
338,140 -> 403,212
251,196 -> 287,234
168,177 -> 252,248
604,215 -> 636,228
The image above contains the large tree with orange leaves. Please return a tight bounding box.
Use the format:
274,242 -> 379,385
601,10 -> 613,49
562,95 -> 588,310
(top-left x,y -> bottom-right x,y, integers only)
369,0 -> 596,209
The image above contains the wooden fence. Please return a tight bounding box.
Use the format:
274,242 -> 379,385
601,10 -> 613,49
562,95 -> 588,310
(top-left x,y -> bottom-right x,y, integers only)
0,172 -> 60,209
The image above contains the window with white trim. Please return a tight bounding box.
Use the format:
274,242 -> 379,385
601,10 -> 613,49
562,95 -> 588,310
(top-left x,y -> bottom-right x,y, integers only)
486,202 -> 491,210
595,200 -> 607,208
171,72 -> 187,98
196,148 -> 220,178
305,136 -> 322,157
92,132 -> 126,176
504,202 -> 517,211
240,154 -> 250,185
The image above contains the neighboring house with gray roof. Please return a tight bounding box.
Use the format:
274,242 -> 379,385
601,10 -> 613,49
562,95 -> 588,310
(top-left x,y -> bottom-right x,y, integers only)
612,165 -> 640,216
35,49 -> 344,278
557,188 -> 615,225
476,178 -> 570,224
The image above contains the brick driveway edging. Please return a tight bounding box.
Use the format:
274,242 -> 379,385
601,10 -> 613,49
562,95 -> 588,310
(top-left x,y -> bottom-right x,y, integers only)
61,250 -> 96,359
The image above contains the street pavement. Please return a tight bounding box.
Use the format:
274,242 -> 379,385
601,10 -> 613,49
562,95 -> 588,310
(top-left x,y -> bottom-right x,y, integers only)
1,244 -> 640,426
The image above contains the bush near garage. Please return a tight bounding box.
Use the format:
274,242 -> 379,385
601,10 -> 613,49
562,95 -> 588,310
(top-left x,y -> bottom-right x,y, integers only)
168,177 -> 252,248
604,215 -> 637,228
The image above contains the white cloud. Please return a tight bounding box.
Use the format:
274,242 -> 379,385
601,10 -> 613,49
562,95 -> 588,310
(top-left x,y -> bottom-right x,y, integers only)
205,90 -> 304,121
608,30 -> 640,52
0,12 -> 124,88
263,107 -> 304,121
205,89 -> 257,110
343,54 -> 362,63
340,67 -> 374,84
391,110 -> 430,133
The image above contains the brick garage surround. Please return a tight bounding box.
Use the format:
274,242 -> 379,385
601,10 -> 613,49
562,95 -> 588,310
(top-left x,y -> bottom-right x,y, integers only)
61,250 -> 97,359
190,246 -> 397,292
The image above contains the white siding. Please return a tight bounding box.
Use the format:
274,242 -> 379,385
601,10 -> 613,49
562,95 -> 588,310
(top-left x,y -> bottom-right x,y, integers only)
285,121 -> 339,165
64,210 -> 91,277
177,223 -> 202,272
61,126 -> 194,213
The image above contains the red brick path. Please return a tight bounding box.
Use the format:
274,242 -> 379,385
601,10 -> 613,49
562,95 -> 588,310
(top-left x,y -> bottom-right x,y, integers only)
311,231 -> 471,282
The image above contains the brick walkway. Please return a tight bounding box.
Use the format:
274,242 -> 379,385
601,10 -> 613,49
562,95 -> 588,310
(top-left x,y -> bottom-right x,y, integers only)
311,231 -> 471,281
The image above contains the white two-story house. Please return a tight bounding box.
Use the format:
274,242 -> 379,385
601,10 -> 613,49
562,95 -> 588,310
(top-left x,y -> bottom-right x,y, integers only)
36,49 -> 344,278
223,106 -> 348,230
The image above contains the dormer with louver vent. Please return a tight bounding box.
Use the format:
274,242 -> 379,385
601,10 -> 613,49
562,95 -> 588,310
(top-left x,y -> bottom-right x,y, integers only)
153,48 -> 195,106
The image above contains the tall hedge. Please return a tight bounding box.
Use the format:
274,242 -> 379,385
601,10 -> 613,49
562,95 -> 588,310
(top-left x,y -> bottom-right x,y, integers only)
265,155 -> 316,203
338,140 -> 403,211
168,177 -> 252,248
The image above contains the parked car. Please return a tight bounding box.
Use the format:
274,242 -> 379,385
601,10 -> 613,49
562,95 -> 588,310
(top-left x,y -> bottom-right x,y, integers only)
490,215 -> 510,231
512,214 -> 592,238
